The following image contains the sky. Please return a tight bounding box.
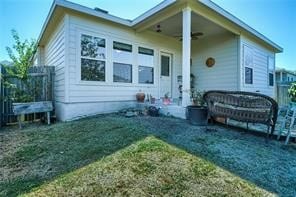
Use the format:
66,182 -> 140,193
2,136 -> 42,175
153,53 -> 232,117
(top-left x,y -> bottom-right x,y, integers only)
0,0 -> 295,70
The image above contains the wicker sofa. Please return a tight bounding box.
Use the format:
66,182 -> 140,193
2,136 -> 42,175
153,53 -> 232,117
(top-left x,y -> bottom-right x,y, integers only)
203,90 -> 278,137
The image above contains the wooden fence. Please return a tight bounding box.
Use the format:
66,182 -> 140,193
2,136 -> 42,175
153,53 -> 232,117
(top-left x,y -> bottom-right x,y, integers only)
0,66 -> 55,127
276,83 -> 291,106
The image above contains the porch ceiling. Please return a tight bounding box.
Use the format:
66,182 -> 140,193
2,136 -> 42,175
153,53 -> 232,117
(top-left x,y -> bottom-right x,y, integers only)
148,12 -> 230,40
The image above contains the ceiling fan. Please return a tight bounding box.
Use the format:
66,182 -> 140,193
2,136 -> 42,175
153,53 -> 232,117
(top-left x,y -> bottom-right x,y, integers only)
174,32 -> 204,41
155,25 -> 203,41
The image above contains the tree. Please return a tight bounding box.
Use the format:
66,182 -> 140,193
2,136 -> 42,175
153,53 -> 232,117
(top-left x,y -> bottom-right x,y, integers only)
0,30 -> 37,102
4,29 -> 37,79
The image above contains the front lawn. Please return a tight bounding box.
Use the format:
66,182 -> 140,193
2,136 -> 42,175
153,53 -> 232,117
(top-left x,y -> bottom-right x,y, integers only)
1,114 -> 295,196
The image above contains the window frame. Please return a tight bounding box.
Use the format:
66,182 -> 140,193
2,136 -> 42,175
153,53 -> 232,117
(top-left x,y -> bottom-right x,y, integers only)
245,67 -> 253,85
138,65 -> 154,84
111,40 -> 134,85
113,41 -> 132,52
81,58 -> 106,82
243,44 -> 254,87
137,46 -> 155,85
268,56 -> 275,87
269,72 -> 274,86
138,47 -> 154,56
76,30 -> 157,87
161,55 -> 170,77
113,62 -> 133,83
78,31 -> 108,85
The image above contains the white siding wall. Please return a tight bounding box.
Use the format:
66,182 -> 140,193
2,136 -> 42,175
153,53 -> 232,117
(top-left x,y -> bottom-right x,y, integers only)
43,16 -> 66,103
240,36 -> 276,97
191,33 -> 239,91
36,47 -> 45,66
66,13 -> 182,104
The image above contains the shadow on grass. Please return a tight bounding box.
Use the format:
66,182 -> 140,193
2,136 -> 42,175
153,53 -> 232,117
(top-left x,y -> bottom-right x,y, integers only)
1,114 -> 296,196
134,116 -> 296,196
0,115 -> 148,196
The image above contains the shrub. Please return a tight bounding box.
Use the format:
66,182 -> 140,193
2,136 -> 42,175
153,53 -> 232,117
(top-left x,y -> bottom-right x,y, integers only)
288,82 -> 296,102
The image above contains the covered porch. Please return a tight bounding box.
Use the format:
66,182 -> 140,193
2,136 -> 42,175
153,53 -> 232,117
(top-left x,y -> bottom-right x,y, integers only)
134,3 -> 239,108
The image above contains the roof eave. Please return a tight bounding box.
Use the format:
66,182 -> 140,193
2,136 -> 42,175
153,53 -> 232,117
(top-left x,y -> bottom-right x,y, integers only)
37,0 -> 283,54
57,0 -> 132,26
131,0 -> 177,26
36,0 -> 57,46
37,0 -> 132,46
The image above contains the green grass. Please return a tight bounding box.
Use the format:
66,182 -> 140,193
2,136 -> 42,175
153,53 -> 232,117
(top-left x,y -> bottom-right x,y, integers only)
0,114 -> 274,196
22,137 -> 270,197
0,115 -> 147,196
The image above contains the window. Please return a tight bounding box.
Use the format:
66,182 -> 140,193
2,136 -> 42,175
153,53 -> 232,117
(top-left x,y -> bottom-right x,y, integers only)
138,47 -> 154,56
113,63 -> 132,83
268,56 -> 275,86
243,45 -> 253,68
81,59 -> 105,81
283,74 -> 287,82
139,66 -> 153,84
243,45 -> 253,85
112,41 -> 133,83
245,67 -> 253,84
113,41 -> 132,52
138,46 -> 154,84
269,73 -> 274,86
80,34 -> 106,81
161,55 -> 170,76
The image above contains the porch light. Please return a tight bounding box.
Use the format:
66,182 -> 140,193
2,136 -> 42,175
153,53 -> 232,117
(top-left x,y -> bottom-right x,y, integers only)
156,24 -> 162,33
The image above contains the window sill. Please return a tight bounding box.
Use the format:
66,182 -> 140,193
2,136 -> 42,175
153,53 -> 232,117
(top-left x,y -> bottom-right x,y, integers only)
75,80 -> 156,88
243,83 -> 254,88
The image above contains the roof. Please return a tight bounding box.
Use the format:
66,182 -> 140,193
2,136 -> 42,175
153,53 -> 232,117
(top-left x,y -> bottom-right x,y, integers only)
276,68 -> 296,76
38,0 -> 283,53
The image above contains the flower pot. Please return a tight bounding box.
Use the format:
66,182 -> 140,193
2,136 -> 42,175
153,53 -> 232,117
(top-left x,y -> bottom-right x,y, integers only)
163,98 -> 171,105
151,97 -> 156,104
186,105 -> 208,126
136,92 -> 145,102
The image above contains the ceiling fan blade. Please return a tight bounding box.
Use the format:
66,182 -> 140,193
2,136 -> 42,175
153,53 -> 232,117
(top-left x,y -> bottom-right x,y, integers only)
174,32 -> 203,41
191,32 -> 204,37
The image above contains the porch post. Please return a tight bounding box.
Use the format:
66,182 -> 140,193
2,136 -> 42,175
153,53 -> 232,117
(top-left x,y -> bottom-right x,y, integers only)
182,7 -> 191,107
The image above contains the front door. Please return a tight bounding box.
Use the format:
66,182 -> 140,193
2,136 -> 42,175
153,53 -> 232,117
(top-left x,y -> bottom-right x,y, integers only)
160,52 -> 172,98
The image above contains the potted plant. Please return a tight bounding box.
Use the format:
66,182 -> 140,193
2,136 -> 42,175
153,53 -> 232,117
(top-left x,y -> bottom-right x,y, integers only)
186,89 -> 208,126
163,92 -> 171,105
288,82 -> 296,107
136,90 -> 145,103
148,94 -> 156,104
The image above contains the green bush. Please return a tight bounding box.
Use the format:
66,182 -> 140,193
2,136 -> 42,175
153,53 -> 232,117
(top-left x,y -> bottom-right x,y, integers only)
288,82 -> 296,102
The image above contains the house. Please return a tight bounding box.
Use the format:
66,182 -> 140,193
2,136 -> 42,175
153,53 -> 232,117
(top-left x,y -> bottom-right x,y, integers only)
276,68 -> 296,84
35,0 -> 283,121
